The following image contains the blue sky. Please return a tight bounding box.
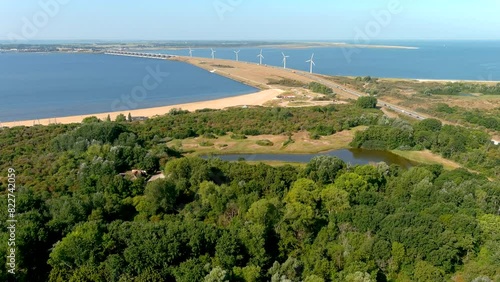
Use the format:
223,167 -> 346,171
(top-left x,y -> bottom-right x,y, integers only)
1,0 -> 500,41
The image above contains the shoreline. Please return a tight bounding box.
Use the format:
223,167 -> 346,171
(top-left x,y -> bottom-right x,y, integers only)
3,54 -> 500,127
1,89 -> 283,128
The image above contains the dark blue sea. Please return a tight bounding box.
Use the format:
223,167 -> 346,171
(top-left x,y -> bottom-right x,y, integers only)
0,53 -> 257,122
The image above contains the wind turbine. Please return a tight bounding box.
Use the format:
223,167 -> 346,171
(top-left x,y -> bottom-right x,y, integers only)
234,50 -> 240,61
257,49 -> 264,65
211,48 -> 216,60
306,53 -> 315,73
188,47 -> 194,57
282,52 -> 289,69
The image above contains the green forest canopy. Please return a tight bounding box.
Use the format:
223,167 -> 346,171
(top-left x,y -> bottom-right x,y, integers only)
0,105 -> 499,281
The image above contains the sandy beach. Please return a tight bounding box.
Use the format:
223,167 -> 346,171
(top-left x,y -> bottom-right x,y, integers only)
2,89 -> 283,127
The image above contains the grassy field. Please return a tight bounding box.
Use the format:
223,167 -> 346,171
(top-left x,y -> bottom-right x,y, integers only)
168,127 -> 367,156
391,150 -> 461,170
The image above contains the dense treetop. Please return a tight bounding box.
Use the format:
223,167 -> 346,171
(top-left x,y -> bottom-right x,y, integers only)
0,105 -> 498,281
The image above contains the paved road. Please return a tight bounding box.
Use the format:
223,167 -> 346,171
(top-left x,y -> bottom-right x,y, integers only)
298,71 -> 428,120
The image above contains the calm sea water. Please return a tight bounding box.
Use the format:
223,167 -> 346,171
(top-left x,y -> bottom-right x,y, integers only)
148,41 -> 500,81
0,53 -> 257,122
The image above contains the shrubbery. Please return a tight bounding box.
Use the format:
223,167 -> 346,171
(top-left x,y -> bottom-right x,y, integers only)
136,105 -> 381,140
421,82 -> 500,96
356,96 -> 378,109
256,139 -> 274,146
308,82 -> 333,94
267,78 -> 306,87
351,118 -> 498,177
230,134 -> 247,140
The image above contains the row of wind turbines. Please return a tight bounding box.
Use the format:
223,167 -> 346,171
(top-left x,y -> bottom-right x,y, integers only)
187,47 -> 316,74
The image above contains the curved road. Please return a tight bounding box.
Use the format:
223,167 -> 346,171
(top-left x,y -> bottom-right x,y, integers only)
293,68 -> 428,120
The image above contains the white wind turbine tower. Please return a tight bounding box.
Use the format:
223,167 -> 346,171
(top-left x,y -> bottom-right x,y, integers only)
282,52 -> 289,69
257,49 -> 264,65
306,53 -> 315,73
234,50 -> 240,61
211,48 -> 216,60
188,47 -> 194,57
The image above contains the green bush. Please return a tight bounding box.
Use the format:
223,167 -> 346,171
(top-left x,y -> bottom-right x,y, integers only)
256,139 -> 274,146
283,137 -> 295,147
169,108 -> 189,115
82,116 -> 100,123
267,78 -> 306,87
115,114 -> 127,122
356,96 -> 378,109
308,82 -> 333,94
309,132 -> 321,140
230,134 -> 247,140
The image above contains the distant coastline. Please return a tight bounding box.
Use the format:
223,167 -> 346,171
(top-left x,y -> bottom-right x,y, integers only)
254,42 -> 419,50
123,42 -> 419,51
0,41 -> 419,53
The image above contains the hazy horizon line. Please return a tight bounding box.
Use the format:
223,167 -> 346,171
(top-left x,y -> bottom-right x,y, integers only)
1,38 -> 500,44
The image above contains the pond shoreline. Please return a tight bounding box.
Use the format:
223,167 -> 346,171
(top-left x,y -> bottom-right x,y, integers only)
201,148 -> 421,169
